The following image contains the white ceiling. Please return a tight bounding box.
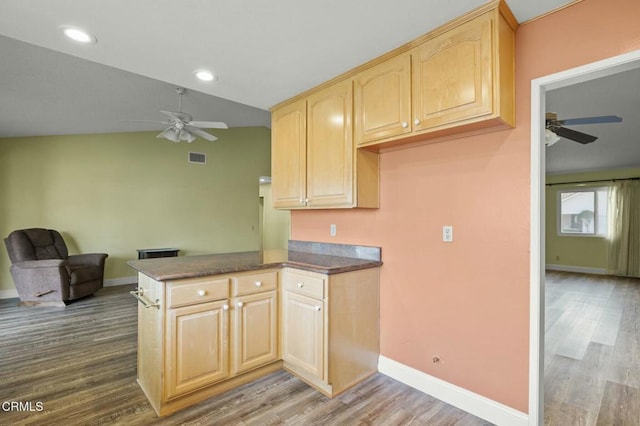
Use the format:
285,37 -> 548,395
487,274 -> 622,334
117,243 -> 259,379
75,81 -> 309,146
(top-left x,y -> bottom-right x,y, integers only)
5,0 -> 637,175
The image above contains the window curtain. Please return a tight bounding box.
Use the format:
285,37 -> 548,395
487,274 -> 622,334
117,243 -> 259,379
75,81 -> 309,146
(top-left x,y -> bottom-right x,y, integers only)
607,180 -> 640,277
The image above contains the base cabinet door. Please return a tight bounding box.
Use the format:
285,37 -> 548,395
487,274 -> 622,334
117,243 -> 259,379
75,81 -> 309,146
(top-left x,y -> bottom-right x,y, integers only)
165,300 -> 229,399
231,290 -> 278,374
282,290 -> 324,380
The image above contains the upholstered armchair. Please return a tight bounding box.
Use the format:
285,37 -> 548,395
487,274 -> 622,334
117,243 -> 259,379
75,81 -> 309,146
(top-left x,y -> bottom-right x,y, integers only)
4,228 -> 108,306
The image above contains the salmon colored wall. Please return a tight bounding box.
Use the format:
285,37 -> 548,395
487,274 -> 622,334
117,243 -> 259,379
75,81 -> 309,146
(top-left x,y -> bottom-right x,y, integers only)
291,0 -> 640,412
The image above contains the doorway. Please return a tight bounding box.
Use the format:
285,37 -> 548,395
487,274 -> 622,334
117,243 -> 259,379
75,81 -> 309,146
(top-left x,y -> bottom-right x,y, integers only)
529,49 -> 640,425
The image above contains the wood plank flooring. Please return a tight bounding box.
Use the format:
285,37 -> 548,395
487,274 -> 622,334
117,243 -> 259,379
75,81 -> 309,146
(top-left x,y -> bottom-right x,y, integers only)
544,271 -> 640,425
0,284 -> 491,425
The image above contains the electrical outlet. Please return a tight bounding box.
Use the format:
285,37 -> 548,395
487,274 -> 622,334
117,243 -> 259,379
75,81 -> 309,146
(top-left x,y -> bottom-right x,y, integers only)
442,225 -> 453,242
330,224 -> 337,237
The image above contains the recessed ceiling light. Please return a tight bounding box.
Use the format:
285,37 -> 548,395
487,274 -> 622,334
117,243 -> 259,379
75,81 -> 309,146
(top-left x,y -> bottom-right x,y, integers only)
195,70 -> 215,82
60,26 -> 97,44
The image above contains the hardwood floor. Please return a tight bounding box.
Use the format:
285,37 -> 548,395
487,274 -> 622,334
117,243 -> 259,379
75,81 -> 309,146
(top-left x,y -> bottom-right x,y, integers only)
0,284 -> 491,425
544,271 -> 640,425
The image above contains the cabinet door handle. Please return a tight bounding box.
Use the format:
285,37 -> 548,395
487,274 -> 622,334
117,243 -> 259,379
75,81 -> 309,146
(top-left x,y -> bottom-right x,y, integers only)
222,304 -> 229,311
305,198 -> 310,206
401,121 -> 409,128
197,290 -> 206,296
237,302 -> 244,308
414,119 -> 421,126
255,281 -> 262,287
297,282 -> 304,288
314,305 -> 321,312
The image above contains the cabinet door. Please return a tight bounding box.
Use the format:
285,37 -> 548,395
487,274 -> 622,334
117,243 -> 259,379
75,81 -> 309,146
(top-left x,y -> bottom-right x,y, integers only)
282,291 -> 324,380
412,12 -> 493,131
231,291 -> 278,375
165,300 -> 229,399
306,79 -> 354,207
272,99 -> 307,208
354,53 -> 412,145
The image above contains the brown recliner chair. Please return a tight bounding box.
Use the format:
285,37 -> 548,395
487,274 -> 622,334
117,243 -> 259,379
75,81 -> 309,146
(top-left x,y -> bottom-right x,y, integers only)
4,228 -> 108,306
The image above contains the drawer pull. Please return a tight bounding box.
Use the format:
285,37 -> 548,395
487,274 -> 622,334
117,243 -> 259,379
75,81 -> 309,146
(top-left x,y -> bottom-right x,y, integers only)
314,305 -> 321,312
222,304 -> 229,311
297,282 -> 304,288
255,281 -> 262,287
130,290 -> 160,309
197,290 -> 206,296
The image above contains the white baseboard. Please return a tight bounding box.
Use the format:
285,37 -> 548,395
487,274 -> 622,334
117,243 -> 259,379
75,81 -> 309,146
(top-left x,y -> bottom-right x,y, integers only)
104,276 -> 138,287
0,289 -> 19,299
545,264 -> 607,275
378,355 -> 528,426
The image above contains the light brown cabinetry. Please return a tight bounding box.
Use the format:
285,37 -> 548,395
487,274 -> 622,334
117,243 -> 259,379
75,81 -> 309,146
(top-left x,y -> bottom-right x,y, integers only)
136,270 -> 282,416
354,53 -> 412,145
281,267 -> 380,397
136,265 -> 380,415
272,80 -> 380,210
166,298 -> 229,399
354,2 -> 516,149
231,272 -> 279,375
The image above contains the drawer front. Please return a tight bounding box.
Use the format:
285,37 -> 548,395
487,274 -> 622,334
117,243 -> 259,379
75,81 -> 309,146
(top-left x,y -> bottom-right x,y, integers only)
233,270 -> 278,296
167,277 -> 230,308
283,270 -> 325,300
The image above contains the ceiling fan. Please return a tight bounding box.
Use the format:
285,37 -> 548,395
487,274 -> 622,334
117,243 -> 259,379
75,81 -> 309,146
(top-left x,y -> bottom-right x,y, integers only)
127,87 -> 228,143
545,112 -> 622,146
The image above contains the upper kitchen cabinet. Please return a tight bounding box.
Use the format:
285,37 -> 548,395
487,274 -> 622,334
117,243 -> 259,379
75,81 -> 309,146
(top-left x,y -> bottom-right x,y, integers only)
353,0 -> 517,148
272,79 -> 379,210
354,53 -> 412,145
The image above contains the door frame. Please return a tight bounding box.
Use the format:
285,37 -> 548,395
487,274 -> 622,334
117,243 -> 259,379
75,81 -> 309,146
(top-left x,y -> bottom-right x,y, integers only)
528,49 -> 640,425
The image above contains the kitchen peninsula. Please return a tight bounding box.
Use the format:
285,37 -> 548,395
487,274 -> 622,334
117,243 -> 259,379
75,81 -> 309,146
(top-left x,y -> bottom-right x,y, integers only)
128,241 -> 381,416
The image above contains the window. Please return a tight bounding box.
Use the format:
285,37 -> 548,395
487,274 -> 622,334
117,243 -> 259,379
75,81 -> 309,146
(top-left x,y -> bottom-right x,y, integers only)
558,188 -> 608,236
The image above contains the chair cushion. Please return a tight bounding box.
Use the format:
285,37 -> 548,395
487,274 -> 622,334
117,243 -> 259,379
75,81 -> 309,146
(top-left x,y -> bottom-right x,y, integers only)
68,265 -> 102,285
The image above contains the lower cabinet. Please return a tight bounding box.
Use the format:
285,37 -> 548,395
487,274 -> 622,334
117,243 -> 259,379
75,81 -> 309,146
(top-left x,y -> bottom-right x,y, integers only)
166,299 -> 230,399
231,290 -> 279,375
281,267 -> 380,397
135,266 -> 380,416
282,291 -> 324,380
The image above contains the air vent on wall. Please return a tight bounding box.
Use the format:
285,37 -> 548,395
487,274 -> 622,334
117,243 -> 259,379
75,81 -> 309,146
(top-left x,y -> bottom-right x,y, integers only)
188,152 -> 206,164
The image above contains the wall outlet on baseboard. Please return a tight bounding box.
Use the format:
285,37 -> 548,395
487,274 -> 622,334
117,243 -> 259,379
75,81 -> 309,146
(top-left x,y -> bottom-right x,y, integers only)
330,224 -> 337,237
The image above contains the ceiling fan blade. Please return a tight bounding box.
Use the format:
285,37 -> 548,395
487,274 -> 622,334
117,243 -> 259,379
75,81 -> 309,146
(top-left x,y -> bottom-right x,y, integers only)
558,115 -> 622,126
188,120 -> 229,129
122,119 -> 171,125
160,110 -> 192,123
187,126 -> 218,142
552,127 -> 598,144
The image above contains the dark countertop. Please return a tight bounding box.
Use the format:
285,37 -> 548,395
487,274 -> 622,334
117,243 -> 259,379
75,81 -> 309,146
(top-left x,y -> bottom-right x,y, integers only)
127,249 -> 382,282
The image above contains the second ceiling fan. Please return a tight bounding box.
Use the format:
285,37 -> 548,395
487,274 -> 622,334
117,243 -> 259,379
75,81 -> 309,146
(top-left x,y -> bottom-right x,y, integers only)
545,112 -> 622,146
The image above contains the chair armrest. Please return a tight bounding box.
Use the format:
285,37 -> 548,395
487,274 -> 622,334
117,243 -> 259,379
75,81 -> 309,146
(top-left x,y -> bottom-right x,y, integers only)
13,259 -> 67,269
68,253 -> 108,268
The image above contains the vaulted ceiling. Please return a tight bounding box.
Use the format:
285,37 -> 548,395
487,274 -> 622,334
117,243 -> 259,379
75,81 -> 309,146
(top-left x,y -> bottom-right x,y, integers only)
2,0 -> 638,174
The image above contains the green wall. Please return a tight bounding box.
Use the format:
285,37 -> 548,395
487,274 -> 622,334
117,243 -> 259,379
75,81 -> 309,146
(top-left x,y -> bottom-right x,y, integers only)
0,128 -> 271,292
545,168 -> 640,270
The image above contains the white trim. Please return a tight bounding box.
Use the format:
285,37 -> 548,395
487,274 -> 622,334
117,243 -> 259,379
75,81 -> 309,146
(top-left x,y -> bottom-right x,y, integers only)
104,276 -> 137,287
378,356 -> 528,426
545,264 -> 607,275
529,49 -> 640,426
0,289 -> 19,300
